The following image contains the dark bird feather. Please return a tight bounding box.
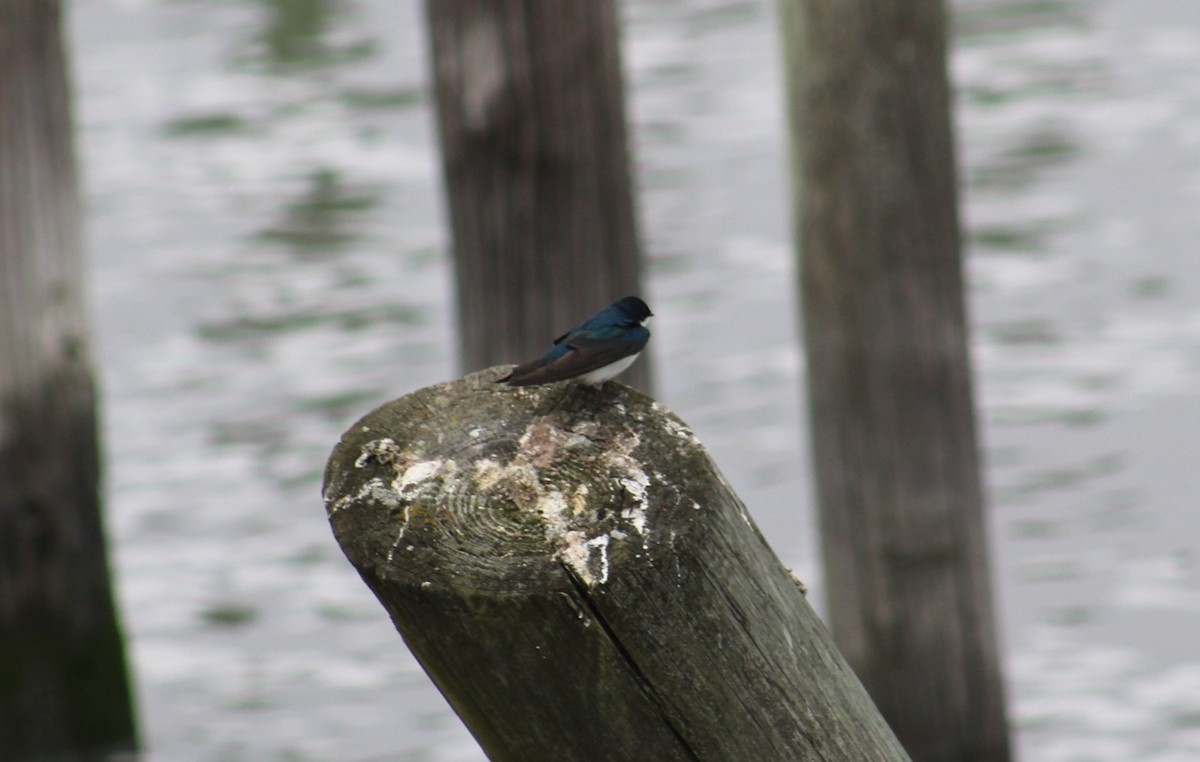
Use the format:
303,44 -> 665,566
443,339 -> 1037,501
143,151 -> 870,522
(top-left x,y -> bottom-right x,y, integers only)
499,296 -> 652,387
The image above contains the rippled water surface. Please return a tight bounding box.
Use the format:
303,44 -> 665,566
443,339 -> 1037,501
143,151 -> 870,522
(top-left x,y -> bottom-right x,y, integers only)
71,0 -> 1200,759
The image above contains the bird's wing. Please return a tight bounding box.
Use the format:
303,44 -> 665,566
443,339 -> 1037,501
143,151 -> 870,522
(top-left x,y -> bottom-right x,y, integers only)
502,329 -> 648,386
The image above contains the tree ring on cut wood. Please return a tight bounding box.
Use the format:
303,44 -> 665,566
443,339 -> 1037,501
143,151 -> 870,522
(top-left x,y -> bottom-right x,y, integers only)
323,367 -> 710,593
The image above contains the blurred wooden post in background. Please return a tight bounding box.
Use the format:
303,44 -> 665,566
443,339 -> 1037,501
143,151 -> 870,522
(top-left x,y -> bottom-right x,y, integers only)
0,0 -> 139,758
781,1 -> 1012,760
424,1 -> 651,393
324,370 -> 910,761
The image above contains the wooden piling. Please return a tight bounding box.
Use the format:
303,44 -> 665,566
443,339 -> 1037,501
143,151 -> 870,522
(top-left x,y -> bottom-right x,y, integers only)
424,1 -> 651,392
780,2 -> 1012,759
323,370 -> 910,761
0,0 -> 138,757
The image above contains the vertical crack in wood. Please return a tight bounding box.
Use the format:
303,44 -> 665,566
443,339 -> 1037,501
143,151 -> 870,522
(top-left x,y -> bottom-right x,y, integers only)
558,560 -> 701,761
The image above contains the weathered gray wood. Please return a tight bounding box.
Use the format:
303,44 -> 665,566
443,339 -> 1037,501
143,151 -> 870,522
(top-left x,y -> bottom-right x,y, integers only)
780,2 -> 1011,760
0,0 -> 139,757
324,369 -> 910,761
424,1 -> 651,393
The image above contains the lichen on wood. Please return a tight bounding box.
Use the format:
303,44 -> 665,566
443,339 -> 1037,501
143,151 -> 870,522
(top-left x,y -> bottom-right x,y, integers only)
324,368 -> 707,594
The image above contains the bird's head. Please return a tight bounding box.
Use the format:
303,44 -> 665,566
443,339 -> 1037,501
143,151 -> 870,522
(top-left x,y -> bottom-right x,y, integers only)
613,296 -> 653,324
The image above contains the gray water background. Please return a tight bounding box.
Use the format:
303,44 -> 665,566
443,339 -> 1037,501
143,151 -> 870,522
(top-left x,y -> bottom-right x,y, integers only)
69,0 -> 1200,759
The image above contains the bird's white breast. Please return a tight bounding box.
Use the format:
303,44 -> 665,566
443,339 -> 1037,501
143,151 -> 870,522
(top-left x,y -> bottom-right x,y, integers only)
578,353 -> 640,386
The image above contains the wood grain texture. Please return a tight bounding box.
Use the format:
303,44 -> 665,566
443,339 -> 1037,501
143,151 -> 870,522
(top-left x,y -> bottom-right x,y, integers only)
780,1 -> 1012,760
324,370 -> 910,761
424,1 -> 651,392
0,0 -> 138,757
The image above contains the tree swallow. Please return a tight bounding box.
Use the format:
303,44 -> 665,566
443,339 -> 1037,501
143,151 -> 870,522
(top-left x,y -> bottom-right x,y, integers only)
499,296 -> 652,386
